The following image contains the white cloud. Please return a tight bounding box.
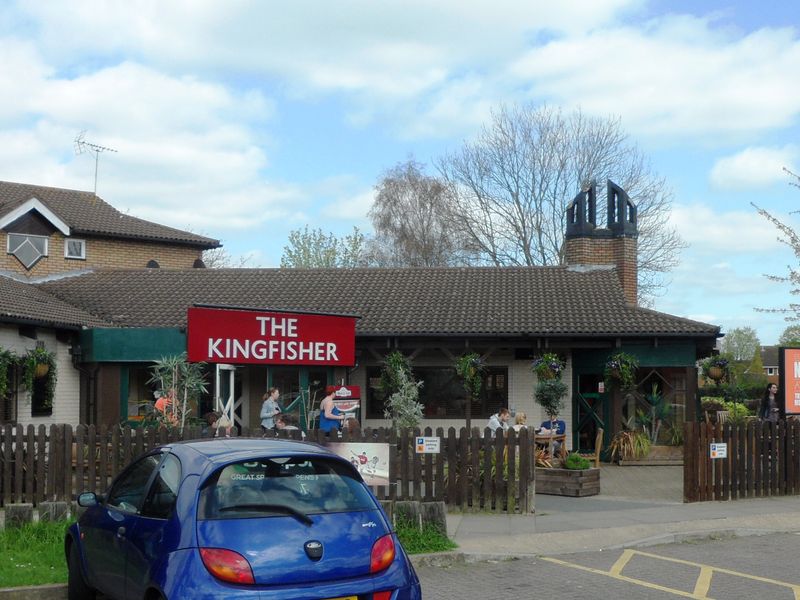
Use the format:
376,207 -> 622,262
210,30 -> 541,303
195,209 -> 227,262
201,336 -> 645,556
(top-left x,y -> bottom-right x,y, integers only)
710,146 -> 798,190
319,189 -> 375,222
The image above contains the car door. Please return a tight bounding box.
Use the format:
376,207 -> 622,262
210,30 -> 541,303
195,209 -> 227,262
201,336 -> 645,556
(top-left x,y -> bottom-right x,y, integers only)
82,453 -> 162,598
124,453 -> 182,600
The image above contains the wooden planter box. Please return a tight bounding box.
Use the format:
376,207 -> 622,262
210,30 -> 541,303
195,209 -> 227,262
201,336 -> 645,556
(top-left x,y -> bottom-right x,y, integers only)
619,445 -> 683,466
535,467 -> 600,497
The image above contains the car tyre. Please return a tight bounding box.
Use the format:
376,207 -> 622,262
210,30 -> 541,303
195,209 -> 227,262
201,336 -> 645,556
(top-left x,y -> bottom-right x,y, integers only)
68,540 -> 96,600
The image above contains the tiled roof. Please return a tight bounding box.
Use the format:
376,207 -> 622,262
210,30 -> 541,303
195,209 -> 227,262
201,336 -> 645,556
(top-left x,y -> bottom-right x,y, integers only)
0,180 -> 219,248
37,267 -> 720,337
0,275 -> 112,329
761,345 -> 779,366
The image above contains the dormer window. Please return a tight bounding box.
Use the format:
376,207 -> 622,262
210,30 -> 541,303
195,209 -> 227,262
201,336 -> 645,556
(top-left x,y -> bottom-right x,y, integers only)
65,238 -> 86,260
7,233 -> 48,269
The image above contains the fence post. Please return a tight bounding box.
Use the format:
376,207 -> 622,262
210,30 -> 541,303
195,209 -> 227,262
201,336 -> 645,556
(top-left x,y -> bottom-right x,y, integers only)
14,424 -> 24,503
435,427 -> 444,502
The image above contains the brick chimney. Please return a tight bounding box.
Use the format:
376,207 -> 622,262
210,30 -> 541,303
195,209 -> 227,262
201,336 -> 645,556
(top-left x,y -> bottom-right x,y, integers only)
564,180 -> 638,305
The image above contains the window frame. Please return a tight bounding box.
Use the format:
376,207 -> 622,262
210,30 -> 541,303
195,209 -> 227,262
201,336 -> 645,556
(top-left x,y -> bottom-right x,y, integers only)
105,452 -> 164,514
64,238 -> 86,260
6,232 -> 49,269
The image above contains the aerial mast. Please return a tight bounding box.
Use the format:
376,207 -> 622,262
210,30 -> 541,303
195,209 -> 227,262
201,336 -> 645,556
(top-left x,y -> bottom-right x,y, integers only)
74,131 -> 118,196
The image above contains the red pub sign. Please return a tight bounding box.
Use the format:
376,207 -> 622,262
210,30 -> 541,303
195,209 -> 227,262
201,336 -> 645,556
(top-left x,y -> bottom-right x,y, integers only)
187,306 -> 357,366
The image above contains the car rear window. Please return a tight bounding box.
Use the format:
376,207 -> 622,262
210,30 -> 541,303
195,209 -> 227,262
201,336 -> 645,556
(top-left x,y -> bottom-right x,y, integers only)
198,456 -> 377,520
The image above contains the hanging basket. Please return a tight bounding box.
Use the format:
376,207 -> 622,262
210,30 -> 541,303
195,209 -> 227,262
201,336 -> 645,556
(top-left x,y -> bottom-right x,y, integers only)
34,363 -> 50,378
608,368 -> 621,381
538,368 -> 556,381
707,366 -> 724,381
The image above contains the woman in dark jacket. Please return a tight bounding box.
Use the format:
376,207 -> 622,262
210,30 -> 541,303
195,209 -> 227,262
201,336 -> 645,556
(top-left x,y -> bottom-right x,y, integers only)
759,383 -> 780,423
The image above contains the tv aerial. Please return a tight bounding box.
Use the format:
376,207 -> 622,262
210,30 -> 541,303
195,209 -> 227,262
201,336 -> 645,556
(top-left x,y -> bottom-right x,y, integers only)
74,131 -> 118,196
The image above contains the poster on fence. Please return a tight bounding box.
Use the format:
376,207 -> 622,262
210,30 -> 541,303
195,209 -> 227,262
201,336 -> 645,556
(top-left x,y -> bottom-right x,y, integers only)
325,442 -> 390,486
780,347 -> 800,415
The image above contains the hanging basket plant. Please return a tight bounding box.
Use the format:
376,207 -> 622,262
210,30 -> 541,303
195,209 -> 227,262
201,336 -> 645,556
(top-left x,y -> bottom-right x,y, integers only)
22,346 -> 58,409
531,352 -> 565,381
604,352 -> 639,390
700,354 -> 730,382
0,348 -> 17,400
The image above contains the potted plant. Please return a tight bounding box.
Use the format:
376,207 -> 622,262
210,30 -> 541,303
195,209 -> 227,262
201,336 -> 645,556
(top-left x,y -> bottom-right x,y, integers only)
21,346 -> 57,410
531,352 -> 565,381
700,354 -> 730,382
608,428 -> 651,463
604,352 -> 639,390
536,451 -> 600,497
454,352 -> 484,430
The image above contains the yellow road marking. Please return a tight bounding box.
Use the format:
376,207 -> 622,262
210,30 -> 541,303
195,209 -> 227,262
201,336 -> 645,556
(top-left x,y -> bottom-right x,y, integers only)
542,549 -> 800,600
541,556 -> 708,599
693,566 -> 713,598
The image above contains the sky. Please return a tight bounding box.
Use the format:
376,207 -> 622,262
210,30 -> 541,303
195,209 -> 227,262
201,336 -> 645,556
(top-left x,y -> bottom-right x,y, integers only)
1,0 -> 799,344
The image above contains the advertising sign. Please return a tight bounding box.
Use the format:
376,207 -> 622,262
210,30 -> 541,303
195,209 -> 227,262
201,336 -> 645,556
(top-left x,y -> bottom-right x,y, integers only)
326,385 -> 361,413
781,347 -> 800,415
325,442 -> 390,486
187,306 -> 356,366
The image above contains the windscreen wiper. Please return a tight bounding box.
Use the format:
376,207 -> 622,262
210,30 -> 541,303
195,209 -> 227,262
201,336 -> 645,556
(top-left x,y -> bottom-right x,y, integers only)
219,503 -> 313,525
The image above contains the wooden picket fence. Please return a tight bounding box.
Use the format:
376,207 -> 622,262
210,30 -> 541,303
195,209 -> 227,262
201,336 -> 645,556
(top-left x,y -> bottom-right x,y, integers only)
683,420 -> 800,502
0,424 -> 536,513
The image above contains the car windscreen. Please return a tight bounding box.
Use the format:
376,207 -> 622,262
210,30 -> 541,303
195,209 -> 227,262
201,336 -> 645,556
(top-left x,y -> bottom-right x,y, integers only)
197,455 -> 378,520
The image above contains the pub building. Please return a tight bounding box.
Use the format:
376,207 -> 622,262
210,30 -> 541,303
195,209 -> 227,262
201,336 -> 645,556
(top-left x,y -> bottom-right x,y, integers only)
0,180 -> 720,455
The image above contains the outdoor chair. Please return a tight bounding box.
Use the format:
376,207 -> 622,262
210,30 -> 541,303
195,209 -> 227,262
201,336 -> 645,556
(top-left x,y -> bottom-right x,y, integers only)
577,427 -> 604,468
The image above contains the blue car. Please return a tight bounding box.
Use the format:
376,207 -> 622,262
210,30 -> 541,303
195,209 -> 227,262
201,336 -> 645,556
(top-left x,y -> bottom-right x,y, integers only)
65,438 -> 422,600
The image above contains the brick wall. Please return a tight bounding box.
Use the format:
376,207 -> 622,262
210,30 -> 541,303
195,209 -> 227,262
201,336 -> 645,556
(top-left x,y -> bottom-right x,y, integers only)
564,235 -> 637,305
0,231 -> 204,278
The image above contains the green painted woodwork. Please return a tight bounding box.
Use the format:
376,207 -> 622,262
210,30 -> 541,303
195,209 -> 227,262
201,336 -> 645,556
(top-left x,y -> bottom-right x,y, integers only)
120,365 -> 129,420
80,328 -> 186,362
571,342 -> 697,370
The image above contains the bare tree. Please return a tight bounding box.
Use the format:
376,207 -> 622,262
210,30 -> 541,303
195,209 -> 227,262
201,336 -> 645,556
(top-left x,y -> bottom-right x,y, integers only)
435,104 -> 686,302
753,167 -> 800,320
202,246 -> 254,269
367,160 -> 471,267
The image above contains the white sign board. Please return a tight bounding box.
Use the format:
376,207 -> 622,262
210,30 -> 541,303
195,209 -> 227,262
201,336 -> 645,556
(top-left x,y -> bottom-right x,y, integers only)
415,436 -> 441,454
326,442 -> 390,486
710,443 -> 728,459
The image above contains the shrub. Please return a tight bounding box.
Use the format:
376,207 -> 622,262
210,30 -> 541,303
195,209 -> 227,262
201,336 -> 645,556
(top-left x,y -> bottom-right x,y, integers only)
534,379 -> 567,420
531,352 -> 565,380
564,453 -> 591,470
604,352 -> 638,390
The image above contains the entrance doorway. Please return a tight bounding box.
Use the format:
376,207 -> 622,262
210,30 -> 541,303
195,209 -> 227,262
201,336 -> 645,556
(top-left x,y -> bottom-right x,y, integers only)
573,372 -> 609,455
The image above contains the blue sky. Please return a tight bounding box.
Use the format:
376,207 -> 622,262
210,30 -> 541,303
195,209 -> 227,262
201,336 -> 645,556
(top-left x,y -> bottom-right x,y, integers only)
1,0 -> 799,344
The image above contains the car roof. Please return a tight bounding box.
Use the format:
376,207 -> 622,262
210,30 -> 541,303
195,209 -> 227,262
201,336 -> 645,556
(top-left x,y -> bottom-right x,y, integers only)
167,437 -> 338,468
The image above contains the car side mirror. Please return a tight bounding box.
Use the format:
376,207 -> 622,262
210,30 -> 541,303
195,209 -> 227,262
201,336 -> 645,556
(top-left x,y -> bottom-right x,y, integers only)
77,492 -> 99,507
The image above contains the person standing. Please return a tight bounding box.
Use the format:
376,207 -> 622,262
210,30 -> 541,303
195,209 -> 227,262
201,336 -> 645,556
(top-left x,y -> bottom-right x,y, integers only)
260,387 -> 281,433
319,390 -> 346,434
760,383 -> 780,423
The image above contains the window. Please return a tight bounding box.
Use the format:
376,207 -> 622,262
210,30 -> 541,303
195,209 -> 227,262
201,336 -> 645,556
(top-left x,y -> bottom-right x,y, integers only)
64,238 -> 86,260
141,454 -> 181,519
7,233 -> 48,269
366,365 -> 508,419
198,456 -> 376,520
106,454 -> 162,513
767,367 -> 776,376
30,376 -> 52,416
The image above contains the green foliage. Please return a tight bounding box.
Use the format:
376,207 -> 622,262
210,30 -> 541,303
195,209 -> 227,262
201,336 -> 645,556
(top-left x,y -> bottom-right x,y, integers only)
0,347 -> 17,400
148,353 -> 209,431
21,346 -> 57,409
700,395 -> 753,425
721,326 -> 760,361
604,352 -> 638,390
534,379 -> 567,420
531,352 -> 565,380
564,452 -> 592,470
394,516 -> 457,554
454,352 -> 484,399
699,353 -> 732,381
380,351 -> 424,430
0,520 -> 71,586
779,324 -> 800,346
280,225 -> 365,268
636,382 -> 675,443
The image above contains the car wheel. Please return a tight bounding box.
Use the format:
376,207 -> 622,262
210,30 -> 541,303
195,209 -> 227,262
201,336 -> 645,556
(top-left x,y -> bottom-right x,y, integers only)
68,541 -> 96,600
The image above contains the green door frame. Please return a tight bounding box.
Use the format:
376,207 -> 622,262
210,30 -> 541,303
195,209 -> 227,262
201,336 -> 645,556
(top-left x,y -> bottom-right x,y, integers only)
571,365 -> 611,456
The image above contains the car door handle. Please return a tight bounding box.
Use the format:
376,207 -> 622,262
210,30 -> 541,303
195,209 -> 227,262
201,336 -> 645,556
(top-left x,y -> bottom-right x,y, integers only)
116,526 -> 126,538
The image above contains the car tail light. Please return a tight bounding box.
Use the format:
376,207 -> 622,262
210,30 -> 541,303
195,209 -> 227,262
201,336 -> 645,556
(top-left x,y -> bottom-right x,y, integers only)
373,591 -> 393,600
370,534 -> 395,573
199,548 -> 255,584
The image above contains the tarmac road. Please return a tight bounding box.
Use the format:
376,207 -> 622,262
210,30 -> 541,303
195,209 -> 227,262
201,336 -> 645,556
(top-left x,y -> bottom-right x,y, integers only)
416,531 -> 800,599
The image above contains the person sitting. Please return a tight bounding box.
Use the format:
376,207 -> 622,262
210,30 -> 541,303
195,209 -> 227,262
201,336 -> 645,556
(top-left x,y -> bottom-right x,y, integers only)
538,417 -> 566,456
276,413 -> 305,439
512,411 -> 528,432
487,408 -> 511,434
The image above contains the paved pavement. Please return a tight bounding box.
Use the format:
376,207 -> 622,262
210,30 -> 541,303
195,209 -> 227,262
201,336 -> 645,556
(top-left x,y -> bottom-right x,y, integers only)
418,464 -> 800,560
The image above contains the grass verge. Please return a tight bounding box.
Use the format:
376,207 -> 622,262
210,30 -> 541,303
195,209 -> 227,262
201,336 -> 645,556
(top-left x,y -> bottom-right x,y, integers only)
395,518 -> 457,554
0,520 -> 70,587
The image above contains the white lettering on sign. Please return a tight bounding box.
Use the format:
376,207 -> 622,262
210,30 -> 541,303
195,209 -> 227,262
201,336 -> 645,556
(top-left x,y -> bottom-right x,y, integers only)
256,316 -> 299,337
207,338 -> 339,361
415,437 -> 441,454
710,443 -> 728,459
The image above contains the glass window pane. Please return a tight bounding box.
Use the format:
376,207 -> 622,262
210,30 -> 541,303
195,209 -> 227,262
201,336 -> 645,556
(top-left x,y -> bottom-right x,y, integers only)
107,454 -> 161,513
66,239 -> 85,258
142,454 -> 181,519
